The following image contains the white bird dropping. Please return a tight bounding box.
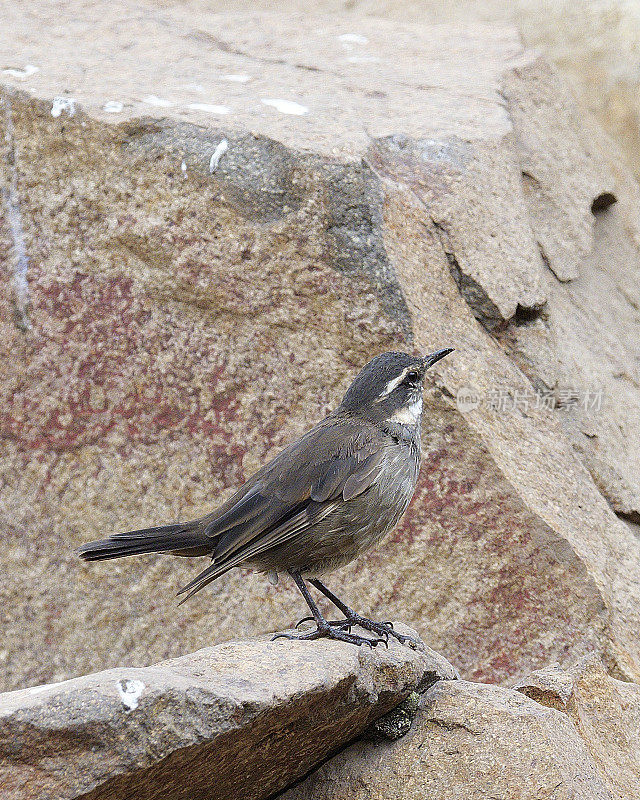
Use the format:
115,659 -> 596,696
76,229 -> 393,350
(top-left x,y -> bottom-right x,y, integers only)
116,678 -> 145,711
261,98 -> 309,116
209,139 -> 229,173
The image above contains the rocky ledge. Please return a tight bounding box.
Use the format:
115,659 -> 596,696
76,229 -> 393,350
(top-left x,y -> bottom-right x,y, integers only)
285,656 -> 640,800
0,626 -> 456,800
2,636 -> 639,800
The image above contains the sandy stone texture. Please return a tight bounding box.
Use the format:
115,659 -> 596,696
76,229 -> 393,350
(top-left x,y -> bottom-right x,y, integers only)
212,0 -> 640,182
1,3 -> 640,693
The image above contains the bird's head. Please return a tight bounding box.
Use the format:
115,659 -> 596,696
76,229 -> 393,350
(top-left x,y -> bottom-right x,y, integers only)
338,349 -> 454,427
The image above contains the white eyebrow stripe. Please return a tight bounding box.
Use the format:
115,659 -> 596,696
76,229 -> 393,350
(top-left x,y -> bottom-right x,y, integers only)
377,367 -> 410,399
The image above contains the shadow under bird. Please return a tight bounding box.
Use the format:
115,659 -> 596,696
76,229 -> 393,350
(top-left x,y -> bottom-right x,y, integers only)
78,349 -> 454,647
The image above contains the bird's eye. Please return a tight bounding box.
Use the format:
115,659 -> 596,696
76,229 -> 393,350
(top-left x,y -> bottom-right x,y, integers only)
405,370 -> 420,384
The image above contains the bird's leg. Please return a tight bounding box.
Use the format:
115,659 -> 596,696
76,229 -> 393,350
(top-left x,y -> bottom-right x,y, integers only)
308,578 -> 421,650
272,571 -> 385,648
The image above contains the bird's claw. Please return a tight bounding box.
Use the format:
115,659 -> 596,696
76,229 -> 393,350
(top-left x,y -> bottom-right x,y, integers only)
295,616 -> 356,633
272,625 -> 385,648
331,615 -> 419,649
287,610 -> 417,650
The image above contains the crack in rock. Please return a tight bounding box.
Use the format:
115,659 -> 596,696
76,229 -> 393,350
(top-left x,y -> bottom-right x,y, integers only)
431,218 -> 504,330
591,192 -> 617,215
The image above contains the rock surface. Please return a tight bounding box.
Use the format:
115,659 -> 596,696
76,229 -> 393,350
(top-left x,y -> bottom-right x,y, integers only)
1,1 -> 640,692
282,677 -> 615,800
215,0 -> 640,183
285,658 -> 640,800
515,657 -> 640,799
0,625 -> 455,800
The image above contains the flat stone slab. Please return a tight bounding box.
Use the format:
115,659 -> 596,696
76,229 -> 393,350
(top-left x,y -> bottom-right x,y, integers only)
0,627 -> 456,800
0,3 -> 521,156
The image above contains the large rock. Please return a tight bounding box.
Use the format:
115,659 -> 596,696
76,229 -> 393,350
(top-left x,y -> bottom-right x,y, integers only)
2,2 -> 640,692
285,656 -> 640,799
282,677 -> 615,800
221,0 -> 640,183
515,657 -> 640,798
0,626 -> 455,800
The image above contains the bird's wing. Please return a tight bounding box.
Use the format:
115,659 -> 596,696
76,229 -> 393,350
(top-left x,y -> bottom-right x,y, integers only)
177,416 -> 386,601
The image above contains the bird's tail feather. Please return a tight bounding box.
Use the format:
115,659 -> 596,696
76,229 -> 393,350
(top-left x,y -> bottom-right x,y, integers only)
77,521 -> 210,562
176,559 -> 234,604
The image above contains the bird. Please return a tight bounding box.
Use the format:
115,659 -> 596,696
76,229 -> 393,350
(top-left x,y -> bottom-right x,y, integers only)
78,348 -> 454,648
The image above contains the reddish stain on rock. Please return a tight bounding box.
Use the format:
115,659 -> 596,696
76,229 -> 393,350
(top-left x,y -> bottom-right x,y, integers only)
1,271 -> 242,464
377,430 -> 604,683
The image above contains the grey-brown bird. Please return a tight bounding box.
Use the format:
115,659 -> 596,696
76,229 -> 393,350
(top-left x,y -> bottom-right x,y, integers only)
78,349 -> 454,647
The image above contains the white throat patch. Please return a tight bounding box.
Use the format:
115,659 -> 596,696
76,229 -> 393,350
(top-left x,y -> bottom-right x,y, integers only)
388,397 -> 423,426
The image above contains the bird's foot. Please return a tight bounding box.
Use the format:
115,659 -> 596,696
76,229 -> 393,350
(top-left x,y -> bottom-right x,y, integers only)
330,613 -> 420,649
295,615 -> 393,632
295,615 -> 355,632
293,613 -> 418,648
273,622 -> 386,648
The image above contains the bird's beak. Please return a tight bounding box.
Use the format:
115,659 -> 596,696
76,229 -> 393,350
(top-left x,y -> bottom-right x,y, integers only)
423,348 -> 454,369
